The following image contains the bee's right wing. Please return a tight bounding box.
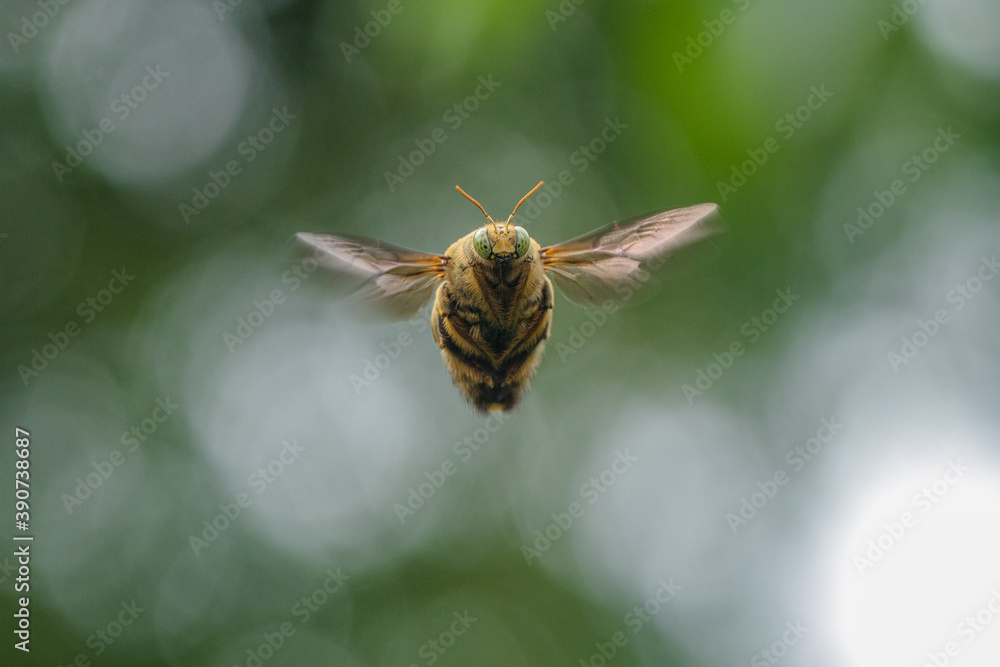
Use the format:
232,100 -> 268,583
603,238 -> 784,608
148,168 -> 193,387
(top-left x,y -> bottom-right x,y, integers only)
295,232 -> 448,322
540,203 -> 719,307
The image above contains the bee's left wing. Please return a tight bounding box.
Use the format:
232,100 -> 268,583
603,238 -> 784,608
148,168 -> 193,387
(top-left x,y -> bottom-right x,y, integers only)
540,203 -> 719,307
295,232 -> 448,322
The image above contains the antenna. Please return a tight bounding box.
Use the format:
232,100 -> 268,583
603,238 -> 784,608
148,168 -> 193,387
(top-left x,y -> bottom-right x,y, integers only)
508,181 -> 543,223
455,185 -> 497,231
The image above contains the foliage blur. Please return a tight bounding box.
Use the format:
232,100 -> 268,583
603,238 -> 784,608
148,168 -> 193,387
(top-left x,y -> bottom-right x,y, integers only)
2,0 -> 1000,665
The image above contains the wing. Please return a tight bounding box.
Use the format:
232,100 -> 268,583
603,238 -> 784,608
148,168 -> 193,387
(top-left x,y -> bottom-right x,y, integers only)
540,203 -> 719,306
295,232 -> 448,322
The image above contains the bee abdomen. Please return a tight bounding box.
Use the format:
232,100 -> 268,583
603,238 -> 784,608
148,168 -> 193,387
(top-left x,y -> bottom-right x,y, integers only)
468,382 -> 520,413
432,281 -> 551,412
463,340 -> 545,412
436,316 -> 494,376
435,318 -> 548,413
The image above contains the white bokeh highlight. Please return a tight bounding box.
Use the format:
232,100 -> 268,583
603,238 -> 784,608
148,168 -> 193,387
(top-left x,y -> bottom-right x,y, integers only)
42,0 -> 255,185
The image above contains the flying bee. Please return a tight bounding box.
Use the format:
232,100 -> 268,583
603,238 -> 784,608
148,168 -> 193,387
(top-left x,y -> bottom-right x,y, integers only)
296,182 -> 717,413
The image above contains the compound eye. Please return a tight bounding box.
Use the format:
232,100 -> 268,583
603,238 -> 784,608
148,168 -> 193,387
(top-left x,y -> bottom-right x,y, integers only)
473,227 -> 492,259
514,226 -> 530,258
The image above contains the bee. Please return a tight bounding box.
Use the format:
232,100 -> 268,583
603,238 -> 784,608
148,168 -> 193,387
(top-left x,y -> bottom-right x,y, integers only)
296,183 -> 717,413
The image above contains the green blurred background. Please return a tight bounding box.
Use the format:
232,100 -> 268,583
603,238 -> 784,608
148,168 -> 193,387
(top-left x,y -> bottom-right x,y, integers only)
2,0 -> 1000,665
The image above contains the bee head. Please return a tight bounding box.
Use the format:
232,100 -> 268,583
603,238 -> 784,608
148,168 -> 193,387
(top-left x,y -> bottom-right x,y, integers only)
456,182 -> 541,263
